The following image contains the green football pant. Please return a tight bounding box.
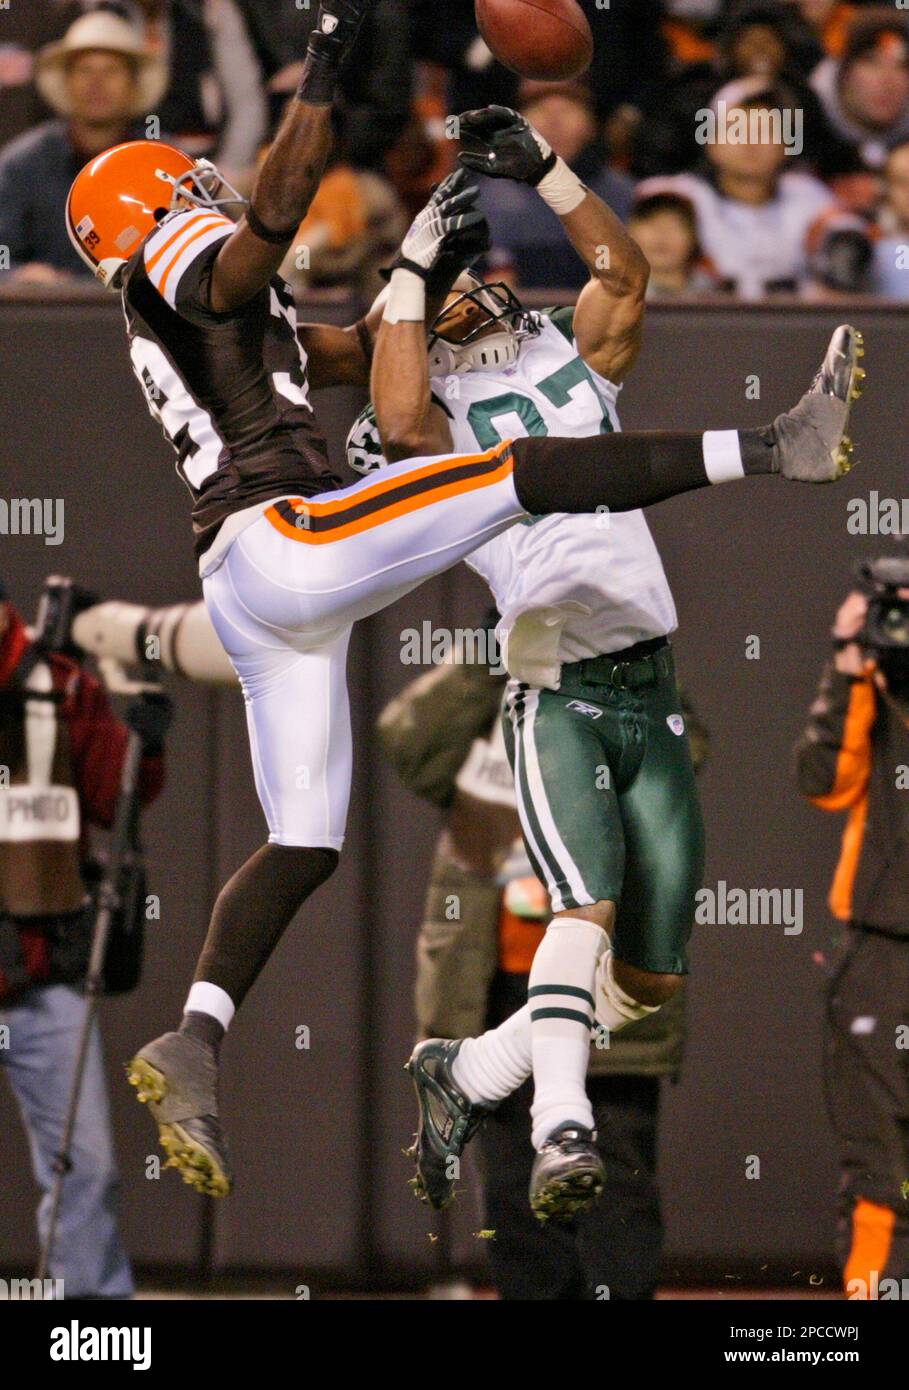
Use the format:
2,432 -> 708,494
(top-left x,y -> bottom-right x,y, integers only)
502,645 -> 705,975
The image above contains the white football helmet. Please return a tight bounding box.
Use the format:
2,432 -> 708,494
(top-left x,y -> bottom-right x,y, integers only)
427,271 -> 538,376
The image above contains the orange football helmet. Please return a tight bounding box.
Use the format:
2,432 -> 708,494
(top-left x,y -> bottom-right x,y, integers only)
66,140 -> 245,288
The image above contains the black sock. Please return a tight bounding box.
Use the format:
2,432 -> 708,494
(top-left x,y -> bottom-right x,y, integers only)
511,431 -> 712,515
179,1011 -> 225,1053
190,843 -> 338,1013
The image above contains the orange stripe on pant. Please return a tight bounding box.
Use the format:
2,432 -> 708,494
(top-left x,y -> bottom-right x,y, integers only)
844,1198 -> 895,1295
828,794 -> 868,922
265,444 -> 514,545
810,678 -> 875,813
811,678 -> 875,921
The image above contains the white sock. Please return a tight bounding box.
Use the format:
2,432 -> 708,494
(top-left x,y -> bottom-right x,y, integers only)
184,981 -> 235,1031
451,1004 -> 532,1104
702,429 -> 745,484
528,917 -> 606,1150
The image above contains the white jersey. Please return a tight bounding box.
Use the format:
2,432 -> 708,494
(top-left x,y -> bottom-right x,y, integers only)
347,309 -> 677,688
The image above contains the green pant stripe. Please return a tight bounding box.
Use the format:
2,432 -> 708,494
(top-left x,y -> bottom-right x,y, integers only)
509,686 -> 567,896
511,685 -> 590,911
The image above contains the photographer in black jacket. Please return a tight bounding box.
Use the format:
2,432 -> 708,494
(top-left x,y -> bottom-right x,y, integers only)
794,555 -> 909,1298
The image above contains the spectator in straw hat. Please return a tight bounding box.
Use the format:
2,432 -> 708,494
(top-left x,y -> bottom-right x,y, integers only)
0,9 -> 166,285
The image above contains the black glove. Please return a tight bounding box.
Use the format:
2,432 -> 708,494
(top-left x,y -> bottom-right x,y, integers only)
458,105 -> 556,185
384,167 -> 489,282
426,213 -> 491,301
125,692 -> 173,754
298,0 -> 370,105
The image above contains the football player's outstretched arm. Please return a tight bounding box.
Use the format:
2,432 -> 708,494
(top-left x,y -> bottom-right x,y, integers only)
208,0 -> 368,313
371,171 -> 489,461
373,318 -> 453,461
302,246 -> 482,393
299,294 -> 386,390
294,174 -> 488,392
557,190 -> 650,383
299,235 -> 471,393
458,105 -> 650,382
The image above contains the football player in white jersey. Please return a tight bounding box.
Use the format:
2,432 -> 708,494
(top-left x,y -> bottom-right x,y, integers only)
352,105 -> 867,1221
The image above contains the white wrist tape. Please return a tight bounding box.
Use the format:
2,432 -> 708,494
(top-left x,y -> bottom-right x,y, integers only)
383,268 -> 426,324
702,429 -> 745,484
370,283 -> 391,314
536,155 -> 587,215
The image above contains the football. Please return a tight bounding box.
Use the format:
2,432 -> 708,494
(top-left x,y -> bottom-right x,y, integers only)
475,0 -> 594,81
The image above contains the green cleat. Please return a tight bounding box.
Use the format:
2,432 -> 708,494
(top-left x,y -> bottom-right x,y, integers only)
404,1038 -> 497,1210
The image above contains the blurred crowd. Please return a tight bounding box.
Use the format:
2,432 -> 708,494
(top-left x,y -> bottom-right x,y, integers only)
2,0 -> 909,300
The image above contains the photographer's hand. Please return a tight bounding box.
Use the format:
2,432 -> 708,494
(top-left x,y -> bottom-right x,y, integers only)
832,591 -> 870,677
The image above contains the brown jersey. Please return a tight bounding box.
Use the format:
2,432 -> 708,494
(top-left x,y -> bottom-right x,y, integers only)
121,207 -> 344,556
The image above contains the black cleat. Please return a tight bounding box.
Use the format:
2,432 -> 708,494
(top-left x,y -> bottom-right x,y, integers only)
772,324 -> 865,482
404,1038 -> 497,1210
529,1121 -> 605,1224
127,1032 -> 233,1197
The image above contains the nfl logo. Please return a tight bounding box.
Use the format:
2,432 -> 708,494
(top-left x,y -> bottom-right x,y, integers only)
667,714 -> 685,736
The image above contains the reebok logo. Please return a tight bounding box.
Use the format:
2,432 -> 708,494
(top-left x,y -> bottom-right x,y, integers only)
566,700 -> 602,720
50,1321 -> 151,1371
